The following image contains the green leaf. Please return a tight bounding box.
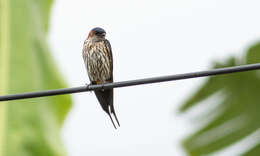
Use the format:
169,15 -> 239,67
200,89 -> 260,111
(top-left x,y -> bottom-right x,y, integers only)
0,0 -> 72,155
180,42 -> 260,156
242,143 -> 260,156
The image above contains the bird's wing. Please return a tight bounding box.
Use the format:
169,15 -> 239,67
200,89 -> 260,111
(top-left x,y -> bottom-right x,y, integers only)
104,39 -> 113,81
103,39 -> 120,127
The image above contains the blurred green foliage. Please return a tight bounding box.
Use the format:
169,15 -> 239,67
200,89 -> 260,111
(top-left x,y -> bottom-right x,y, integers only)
0,0 -> 72,156
180,43 -> 260,156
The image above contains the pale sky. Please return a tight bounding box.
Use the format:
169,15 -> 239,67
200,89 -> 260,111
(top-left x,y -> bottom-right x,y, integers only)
48,0 -> 260,155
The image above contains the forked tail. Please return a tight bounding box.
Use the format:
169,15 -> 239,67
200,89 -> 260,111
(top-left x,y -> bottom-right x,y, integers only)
94,89 -> 120,129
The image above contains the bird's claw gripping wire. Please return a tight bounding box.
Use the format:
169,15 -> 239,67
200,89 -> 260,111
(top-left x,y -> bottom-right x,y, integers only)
85,83 -> 93,92
85,82 -> 106,91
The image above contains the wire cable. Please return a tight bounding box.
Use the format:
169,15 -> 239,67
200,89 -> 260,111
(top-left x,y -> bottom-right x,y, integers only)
1,63 -> 260,102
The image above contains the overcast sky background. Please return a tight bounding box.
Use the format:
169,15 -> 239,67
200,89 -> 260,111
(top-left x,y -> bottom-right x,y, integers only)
48,0 -> 260,155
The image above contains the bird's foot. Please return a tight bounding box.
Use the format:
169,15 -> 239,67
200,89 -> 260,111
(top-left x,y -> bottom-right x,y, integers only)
85,83 -> 93,92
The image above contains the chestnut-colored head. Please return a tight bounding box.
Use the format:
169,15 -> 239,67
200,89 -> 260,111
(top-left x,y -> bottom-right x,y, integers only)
87,27 -> 106,41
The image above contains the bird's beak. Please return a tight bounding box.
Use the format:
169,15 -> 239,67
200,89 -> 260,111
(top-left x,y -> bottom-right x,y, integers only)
101,32 -> 106,37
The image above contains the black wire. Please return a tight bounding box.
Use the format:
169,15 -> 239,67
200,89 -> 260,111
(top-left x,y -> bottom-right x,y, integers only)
1,63 -> 260,102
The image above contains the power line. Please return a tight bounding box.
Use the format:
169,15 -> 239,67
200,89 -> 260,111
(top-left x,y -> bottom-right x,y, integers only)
1,63 -> 260,102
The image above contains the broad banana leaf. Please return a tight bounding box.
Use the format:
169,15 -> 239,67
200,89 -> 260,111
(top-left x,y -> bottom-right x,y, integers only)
180,43 -> 260,156
0,0 -> 72,155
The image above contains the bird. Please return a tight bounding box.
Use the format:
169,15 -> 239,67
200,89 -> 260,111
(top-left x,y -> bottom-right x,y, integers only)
82,27 -> 120,129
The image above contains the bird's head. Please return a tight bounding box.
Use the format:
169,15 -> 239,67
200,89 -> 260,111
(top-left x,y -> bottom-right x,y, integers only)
87,27 -> 106,41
